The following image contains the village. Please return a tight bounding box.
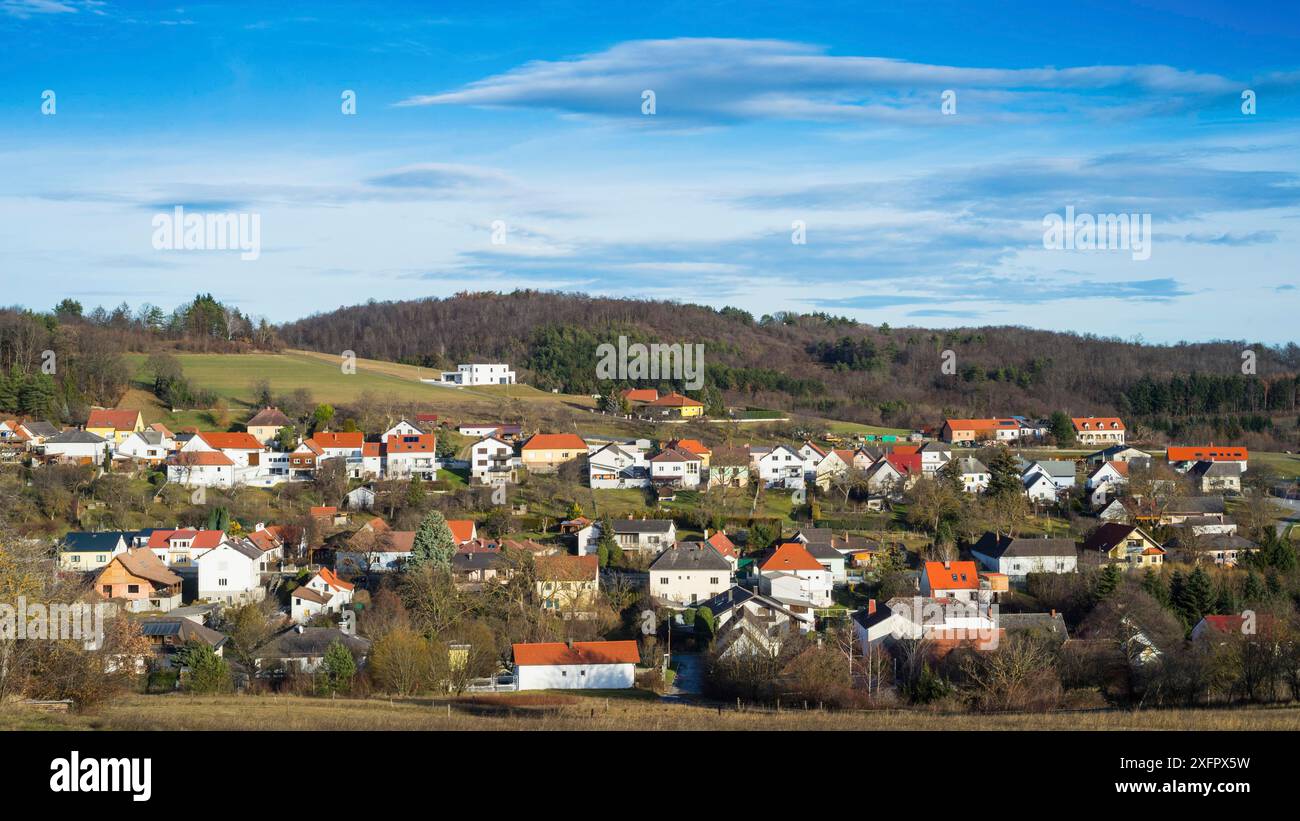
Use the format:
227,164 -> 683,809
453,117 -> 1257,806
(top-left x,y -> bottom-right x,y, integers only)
3,361 -> 1295,715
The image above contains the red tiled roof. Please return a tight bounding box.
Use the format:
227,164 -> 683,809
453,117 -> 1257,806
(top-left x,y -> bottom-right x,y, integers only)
318,566 -> 354,592
199,431 -> 264,450
175,451 -> 235,467
706,531 -> 736,558
311,432 -> 365,449
447,519 -> 476,544
760,542 -> 825,573
522,433 -> 587,451
1072,417 -> 1125,432
362,442 -> 383,457
647,392 -> 703,408
621,388 -> 659,403
86,409 -> 141,430
924,560 -> 980,591
311,506 -> 338,517
386,433 -> 436,453
669,438 -> 711,456
512,640 -> 640,666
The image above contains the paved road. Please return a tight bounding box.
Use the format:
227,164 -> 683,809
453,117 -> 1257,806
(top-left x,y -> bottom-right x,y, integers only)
666,652 -> 704,697
1272,496 -> 1300,537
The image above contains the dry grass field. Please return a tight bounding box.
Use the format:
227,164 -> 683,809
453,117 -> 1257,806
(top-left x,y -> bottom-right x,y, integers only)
7,692 -> 1300,731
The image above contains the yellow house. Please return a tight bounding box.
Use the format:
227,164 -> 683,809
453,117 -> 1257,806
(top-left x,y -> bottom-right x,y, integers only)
1085,523 -> 1165,569
86,408 -> 144,444
534,554 -> 600,615
645,392 -> 704,418
520,433 -> 587,473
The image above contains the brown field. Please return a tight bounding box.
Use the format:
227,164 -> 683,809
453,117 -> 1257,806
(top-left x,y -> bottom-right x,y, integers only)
7,693 -> 1300,731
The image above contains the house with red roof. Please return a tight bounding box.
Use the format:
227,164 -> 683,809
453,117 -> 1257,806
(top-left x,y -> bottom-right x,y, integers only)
1166,446 -> 1248,473
620,388 -> 659,404
921,560 -> 982,603
292,566 -> 355,623
644,391 -> 705,418
757,542 -> 833,608
520,433 -> 587,473
384,432 -> 439,480
512,640 -> 639,690
85,408 -> 144,444
1072,416 -> 1126,446
145,528 -> 226,567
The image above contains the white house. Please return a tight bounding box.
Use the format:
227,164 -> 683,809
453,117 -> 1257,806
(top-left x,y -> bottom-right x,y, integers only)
42,429 -> 110,462
971,534 -> 1078,580
758,543 -> 833,607
920,560 -> 982,603
649,542 -> 733,606
918,441 -> 952,475
382,420 -> 423,438
587,443 -> 649,489
1023,459 -> 1077,490
438,363 -> 516,386
167,450 -> 236,487
384,432 -> 439,480
1023,471 -> 1058,503
649,447 -> 702,488
852,596 -> 999,651
116,429 -> 173,464
471,436 -> 518,485
512,640 -> 638,690
752,445 -> 805,489
195,539 -> 266,604
953,457 -> 990,494
608,519 -> 676,554
291,567 -> 355,623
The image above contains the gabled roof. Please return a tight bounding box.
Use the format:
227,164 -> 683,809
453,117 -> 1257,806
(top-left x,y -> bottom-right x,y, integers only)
1189,460 -> 1241,478
706,531 -> 736,558
1084,523 -> 1164,555
923,560 -> 979,591
174,451 -> 235,466
610,518 -> 673,534
246,407 -> 293,427
650,447 -> 699,463
386,433 -> 437,453
535,554 -> 599,581
47,429 -> 107,445
620,388 -> 659,403
759,542 -> 825,573
146,529 -> 225,550
646,392 -> 703,408
61,531 -> 130,552
522,433 -> 587,451
954,457 -> 988,474
137,616 -> 227,647
311,431 -> 365,449
20,420 -> 59,437
512,640 -> 640,666
255,627 -> 370,659
649,542 -> 731,572
111,548 -> 182,586
86,408 -> 141,430
973,533 -> 1077,559
668,438 -> 711,457
447,519 -> 476,544
199,431 -> 264,450
1072,416 -> 1125,432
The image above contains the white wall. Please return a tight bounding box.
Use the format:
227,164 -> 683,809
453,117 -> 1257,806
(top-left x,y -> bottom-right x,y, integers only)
515,662 -> 634,690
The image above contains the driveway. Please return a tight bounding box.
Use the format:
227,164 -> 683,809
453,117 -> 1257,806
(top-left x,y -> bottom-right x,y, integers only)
666,652 -> 704,697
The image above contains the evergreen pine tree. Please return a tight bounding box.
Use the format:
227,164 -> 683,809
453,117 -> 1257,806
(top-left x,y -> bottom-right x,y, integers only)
407,509 -> 456,571
1093,564 -> 1121,600
1185,566 -> 1216,623
1243,570 -> 1266,602
1140,567 -> 1169,605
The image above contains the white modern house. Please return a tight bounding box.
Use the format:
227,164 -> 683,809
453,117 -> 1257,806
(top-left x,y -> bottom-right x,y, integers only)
752,445 -> 806,489
195,539 -> 266,605
757,543 -> 833,607
649,447 -> 702,488
512,640 -> 639,690
433,363 -> 517,386
290,568 -> 355,623
42,429 -> 111,463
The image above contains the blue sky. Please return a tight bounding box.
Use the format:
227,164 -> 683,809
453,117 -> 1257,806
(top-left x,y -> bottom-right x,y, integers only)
1,0 -> 1298,342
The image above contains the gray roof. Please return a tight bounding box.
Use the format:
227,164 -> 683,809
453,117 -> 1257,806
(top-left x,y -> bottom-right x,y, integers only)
60,531 -> 131,552
254,627 -> 370,659
1033,460 -> 1077,478
955,457 -> 988,474
802,541 -> 844,561
611,519 -> 674,534
137,616 -> 228,648
1190,461 -> 1241,478
999,612 -> 1069,641
973,533 -> 1077,559
21,420 -> 59,437
649,542 -> 730,571
219,539 -> 264,561
918,441 -> 951,454
46,429 -> 107,445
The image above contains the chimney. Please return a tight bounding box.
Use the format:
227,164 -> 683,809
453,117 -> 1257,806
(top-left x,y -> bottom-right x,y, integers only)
868,599 -> 877,615
1050,609 -> 1057,618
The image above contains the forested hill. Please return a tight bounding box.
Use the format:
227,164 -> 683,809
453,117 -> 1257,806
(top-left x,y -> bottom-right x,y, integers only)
281,290 -> 1300,447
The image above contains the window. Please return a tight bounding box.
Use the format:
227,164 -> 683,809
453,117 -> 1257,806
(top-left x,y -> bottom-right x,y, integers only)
127,584 -> 139,594
710,577 -> 719,585
218,578 -> 228,586
659,577 -> 669,585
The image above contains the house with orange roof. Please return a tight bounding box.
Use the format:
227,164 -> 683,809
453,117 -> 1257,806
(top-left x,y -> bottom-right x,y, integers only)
145,528 -> 226,567
620,388 -> 659,404
447,519 -> 477,545
941,417 -> 1020,444
85,408 -> 144,444
1166,445 -> 1248,473
181,431 -> 266,467
757,542 -> 833,607
166,449 -> 237,487
512,640 -> 639,690
1072,416 -> 1126,446
649,446 -> 702,488
520,433 -> 587,473
384,431 -> 439,480
705,529 -> 738,569
292,566 -> 355,623
667,438 -> 711,467
643,391 -> 704,418
920,560 -> 982,603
